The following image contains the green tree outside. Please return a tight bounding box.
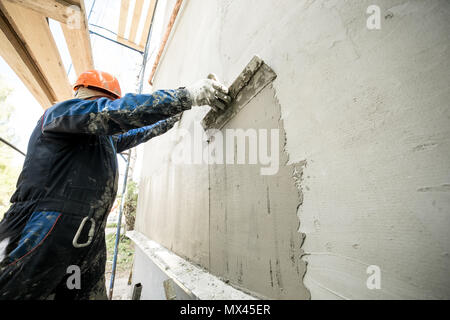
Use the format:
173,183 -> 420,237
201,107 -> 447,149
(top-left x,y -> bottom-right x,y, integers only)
123,179 -> 138,230
0,79 -> 21,219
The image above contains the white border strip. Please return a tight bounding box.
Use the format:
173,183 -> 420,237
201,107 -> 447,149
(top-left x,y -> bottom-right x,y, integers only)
126,230 -> 257,300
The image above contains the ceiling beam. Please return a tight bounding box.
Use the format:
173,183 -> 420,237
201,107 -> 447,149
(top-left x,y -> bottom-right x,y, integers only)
0,7 -> 56,108
118,0 -> 130,39
128,0 -> 144,44
117,36 -> 144,53
3,0 -> 80,24
139,0 -> 157,48
0,30 -> 52,108
60,0 -> 94,76
3,0 -> 94,77
1,1 -> 73,102
117,0 -> 157,52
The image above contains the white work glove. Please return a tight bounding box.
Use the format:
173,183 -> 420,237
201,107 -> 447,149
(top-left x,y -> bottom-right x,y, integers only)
186,74 -> 231,112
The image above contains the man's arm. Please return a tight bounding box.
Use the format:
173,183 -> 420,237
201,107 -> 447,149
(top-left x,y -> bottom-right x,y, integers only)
41,89 -> 191,136
112,114 -> 180,153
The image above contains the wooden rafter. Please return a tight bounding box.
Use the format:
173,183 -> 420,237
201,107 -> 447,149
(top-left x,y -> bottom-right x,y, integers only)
139,0 -> 157,47
117,0 -> 157,53
0,0 -> 94,108
117,36 -> 145,52
0,28 -> 52,108
0,6 -> 56,108
118,0 -> 130,39
1,0 -> 73,101
4,0 -> 93,77
128,0 -> 144,44
60,0 -> 94,76
3,0 -> 80,24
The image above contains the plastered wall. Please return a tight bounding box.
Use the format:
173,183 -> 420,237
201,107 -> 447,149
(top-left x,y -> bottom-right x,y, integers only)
136,0 -> 450,299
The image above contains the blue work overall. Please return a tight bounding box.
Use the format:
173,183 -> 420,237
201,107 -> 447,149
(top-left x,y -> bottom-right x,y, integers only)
0,89 -> 191,299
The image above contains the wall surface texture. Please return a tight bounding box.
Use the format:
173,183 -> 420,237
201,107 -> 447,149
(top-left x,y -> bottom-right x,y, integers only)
135,0 -> 450,299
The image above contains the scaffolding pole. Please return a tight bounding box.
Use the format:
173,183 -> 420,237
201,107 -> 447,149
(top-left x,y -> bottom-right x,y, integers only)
108,0 -> 158,300
0,136 -> 26,156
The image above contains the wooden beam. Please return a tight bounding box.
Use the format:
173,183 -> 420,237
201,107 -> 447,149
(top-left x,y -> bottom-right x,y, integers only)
1,1 -> 73,102
0,31 -> 52,108
139,0 -> 157,48
0,8 -> 54,108
128,0 -> 144,44
117,36 -> 145,52
4,0 -> 80,24
118,0 -> 130,39
3,0 -> 94,77
60,0 -> 94,76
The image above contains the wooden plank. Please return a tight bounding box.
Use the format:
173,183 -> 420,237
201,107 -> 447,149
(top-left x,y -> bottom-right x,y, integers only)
60,0 -> 94,76
139,0 -> 157,47
0,8 -> 54,108
118,0 -> 130,39
117,36 -> 145,52
1,1 -> 73,102
128,0 -> 144,44
0,30 -> 52,108
4,0 -> 94,77
4,0 -> 80,24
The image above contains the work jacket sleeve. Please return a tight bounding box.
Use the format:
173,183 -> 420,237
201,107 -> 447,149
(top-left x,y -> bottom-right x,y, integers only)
41,89 -> 191,136
112,115 -> 180,153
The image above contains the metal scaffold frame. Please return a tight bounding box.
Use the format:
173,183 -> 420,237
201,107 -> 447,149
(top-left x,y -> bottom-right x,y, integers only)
107,0 -> 159,300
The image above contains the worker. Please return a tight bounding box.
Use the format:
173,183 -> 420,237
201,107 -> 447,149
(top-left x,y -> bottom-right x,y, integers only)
0,70 -> 231,300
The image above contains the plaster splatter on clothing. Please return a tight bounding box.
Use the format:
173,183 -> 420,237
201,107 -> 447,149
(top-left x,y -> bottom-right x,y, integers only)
0,89 -> 191,299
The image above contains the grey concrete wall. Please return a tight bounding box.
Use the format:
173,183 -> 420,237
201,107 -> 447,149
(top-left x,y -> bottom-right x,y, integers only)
136,0 -> 450,299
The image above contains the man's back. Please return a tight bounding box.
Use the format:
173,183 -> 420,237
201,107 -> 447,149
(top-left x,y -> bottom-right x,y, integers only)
11,112 -> 119,218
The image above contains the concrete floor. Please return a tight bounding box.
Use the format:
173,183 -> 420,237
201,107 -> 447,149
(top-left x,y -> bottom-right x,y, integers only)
105,273 -> 132,300
104,228 -> 133,300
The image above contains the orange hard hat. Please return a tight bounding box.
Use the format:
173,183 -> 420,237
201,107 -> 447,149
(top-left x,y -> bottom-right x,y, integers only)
74,70 -> 122,98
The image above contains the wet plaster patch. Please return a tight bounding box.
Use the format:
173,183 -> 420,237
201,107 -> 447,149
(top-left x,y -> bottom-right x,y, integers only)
417,184 -> 450,193
205,58 -> 310,299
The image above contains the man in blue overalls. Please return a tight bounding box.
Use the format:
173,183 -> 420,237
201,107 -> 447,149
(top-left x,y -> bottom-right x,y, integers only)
0,70 -> 230,299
